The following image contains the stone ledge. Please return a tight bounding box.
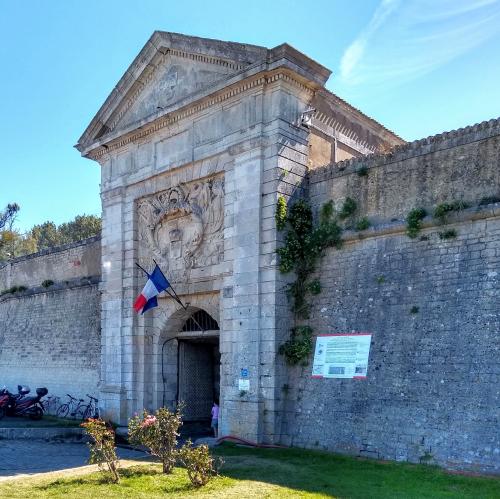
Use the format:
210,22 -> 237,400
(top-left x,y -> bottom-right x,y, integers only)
0,275 -> 100,302
341,202 -> 500,243
0,427 -> 86,442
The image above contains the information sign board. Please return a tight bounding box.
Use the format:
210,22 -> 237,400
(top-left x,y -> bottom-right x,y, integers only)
311,333 -> 372,379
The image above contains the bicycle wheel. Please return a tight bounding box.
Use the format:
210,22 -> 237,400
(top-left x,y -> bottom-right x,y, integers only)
82,405 -> 92,421
56,404 -> 69,418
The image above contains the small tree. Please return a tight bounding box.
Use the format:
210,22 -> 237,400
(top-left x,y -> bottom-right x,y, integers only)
81,418 -> 120,483
0,203 -> 19,231
178,440 -> 221,487
128,406 -> 183,474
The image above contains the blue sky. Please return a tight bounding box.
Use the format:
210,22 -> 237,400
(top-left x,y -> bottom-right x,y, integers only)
1,0 -> 499,232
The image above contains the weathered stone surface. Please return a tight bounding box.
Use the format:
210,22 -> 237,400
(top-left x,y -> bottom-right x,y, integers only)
0,238 -> 101,401
1,32 -> 498,474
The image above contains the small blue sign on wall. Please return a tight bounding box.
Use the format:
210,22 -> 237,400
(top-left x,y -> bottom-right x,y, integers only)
240,368 -> 249,378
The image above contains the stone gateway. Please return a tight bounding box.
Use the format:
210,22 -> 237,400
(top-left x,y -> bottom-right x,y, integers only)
1,32 -> 498,474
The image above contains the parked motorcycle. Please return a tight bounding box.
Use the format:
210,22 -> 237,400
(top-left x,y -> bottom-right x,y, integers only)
0,388 -> 9,419
1,386 -> 48,420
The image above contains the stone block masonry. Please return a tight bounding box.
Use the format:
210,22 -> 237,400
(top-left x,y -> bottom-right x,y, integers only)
0,238 -> 101,403
282,118 -> 500,474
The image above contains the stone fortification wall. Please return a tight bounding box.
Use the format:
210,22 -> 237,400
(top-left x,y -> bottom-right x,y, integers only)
0,237 -> 101,404
0,236 -> 100,290
282,118 -> 500,473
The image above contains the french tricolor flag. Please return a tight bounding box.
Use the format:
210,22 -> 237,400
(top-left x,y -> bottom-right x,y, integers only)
133,265 -> 170,314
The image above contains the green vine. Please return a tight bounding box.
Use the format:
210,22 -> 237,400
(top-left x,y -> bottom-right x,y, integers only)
276,198 -> 343,365
275,195 -> 287,231
278,326 -> 314,366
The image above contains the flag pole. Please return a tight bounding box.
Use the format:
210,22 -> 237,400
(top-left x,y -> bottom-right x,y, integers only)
150,259 -> 206,332
135,262 -> 150,277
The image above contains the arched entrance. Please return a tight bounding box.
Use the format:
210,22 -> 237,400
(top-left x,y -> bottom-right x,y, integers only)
160,308 -> 220,426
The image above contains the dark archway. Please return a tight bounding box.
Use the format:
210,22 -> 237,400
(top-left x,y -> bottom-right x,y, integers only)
178,310 -> 220,423
160,309 -> 220,427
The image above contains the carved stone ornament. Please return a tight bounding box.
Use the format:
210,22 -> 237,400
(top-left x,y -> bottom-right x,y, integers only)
137,176 -> 224,273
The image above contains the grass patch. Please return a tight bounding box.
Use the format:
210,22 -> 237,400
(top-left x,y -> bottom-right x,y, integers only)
0,444 -> 498,498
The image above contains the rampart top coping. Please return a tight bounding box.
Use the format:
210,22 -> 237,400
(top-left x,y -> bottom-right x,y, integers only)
0,235 -> 101,269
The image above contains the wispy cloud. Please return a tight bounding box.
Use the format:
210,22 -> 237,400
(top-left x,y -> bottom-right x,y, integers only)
339,0 -> 500,87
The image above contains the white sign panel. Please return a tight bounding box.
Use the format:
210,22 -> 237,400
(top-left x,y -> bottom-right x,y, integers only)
312,333 -> 372,379
238,379 -> 250,391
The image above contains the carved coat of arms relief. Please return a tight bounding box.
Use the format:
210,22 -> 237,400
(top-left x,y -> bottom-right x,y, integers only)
137,177 -> 224,274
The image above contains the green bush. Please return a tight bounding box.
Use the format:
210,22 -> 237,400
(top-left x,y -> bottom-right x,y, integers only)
439,229 -> 457,240
0,285 -> 28,296
128,406 -> 183,474
339,197 -> 357,220
42,279 -> 54,288
433,201 -> 469,223
410,306 -> 419,314
406,208 -> 427,238
178,440 -> 221,487
81,418 -> 120,483
355,217 -> 371,231
357,166 -> 368,177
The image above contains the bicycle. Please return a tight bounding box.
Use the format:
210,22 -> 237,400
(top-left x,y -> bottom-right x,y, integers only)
81,394 -> 100,420
42,395 -> 60,415
56,394 -> 86,419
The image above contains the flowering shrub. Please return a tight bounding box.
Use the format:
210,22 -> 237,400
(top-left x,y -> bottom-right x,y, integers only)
81,418 -> 120,483
178,440 -> 222,487
128,406 -> 183,474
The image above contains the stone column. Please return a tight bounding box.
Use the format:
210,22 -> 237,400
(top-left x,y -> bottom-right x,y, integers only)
99,184 -> 127,422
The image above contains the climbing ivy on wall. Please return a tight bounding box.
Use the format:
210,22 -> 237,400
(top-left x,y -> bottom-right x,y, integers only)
276,197 -> 343,365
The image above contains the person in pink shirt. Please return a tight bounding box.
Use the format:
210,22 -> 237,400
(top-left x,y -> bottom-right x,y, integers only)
211,400 -> 219,437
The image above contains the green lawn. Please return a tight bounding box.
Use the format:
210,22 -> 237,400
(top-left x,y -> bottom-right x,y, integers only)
0,444 -> 498,498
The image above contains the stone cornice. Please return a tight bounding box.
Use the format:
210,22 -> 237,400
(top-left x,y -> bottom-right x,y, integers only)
83,69 -> 316,162
311,112 -> 378,155
77,31 -> 266,151
314,88 -> 404,146
76,32 -> 332,156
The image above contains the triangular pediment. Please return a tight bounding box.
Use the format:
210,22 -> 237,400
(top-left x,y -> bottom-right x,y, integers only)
112,53 -> 240,132
77,32 -> 268,151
